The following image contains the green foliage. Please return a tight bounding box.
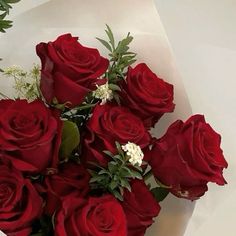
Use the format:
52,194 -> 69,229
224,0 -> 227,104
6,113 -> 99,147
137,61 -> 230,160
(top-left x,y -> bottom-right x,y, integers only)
151,187 -> 169,202
0,0 -> 21,33
59,120 -> 80,161
2,65 -> 41,100
97,24 -> 136,84
89,142 -> 143,201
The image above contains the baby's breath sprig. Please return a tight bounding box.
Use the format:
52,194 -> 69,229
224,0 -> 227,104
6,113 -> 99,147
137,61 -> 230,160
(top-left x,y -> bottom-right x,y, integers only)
3,64 -> 41,101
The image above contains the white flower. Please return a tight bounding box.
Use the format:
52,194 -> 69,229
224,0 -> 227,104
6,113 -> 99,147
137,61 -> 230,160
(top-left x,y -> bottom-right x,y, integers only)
93,82 -> 113,105
122,142 -> 144,166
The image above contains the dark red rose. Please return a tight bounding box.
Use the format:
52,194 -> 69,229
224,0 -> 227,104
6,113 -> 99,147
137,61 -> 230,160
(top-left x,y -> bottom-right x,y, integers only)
0,159 -> 43,236
83,103 -> 151,167
0,99 -> 62,173
55,194 -> 127,236
119,63 -> 175,128
148,115 -> 228,200
122,180 -> 161,236
43,162 -> 90,215
36,34 -> 109,107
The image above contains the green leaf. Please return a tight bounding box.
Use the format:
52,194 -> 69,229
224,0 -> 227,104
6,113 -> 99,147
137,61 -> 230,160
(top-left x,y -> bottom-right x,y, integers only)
90,175 -> 105,183
130,169 -> 142,179
5,0 -> 21,3
112,154 -> 125,164
120,178 -> 131,192
59,120 -> 80,160
110,179 -> 119,190
108,162 -> 118,173
113,189 -> 123,201
105,24 -> 115,50
0,12 -> 7,19
115,141 -> 123,155
113,92 -> 121,105
132,164 -> 143,172
96,37 -> 112,52
155,177 -> 171,188
151,187 -> 169,202
98,169 -> 111,176
0,0 -> 21,33
108,83 -> 121,91
103,150 -> 114,158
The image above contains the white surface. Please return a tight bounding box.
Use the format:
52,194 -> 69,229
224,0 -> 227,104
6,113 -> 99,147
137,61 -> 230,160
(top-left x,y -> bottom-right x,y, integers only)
154,1 -> 236,236
0,1 -> 194,236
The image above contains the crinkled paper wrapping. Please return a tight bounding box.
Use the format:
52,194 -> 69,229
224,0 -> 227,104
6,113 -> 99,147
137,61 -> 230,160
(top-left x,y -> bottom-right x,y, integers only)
0,1 -> 194,235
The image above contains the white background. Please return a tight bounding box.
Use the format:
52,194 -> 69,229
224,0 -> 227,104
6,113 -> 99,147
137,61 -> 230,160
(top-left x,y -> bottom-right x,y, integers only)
154,1 -> 236,236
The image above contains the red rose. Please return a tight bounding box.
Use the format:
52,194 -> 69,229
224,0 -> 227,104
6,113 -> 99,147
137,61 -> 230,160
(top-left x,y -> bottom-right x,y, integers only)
55,195 -> 127,236
0,99 -> 62,173
43,162 -> 90,215
0,159 -> 43,236
83,103 -> 151,166
36,34 -> 109,107
122,180 -> 161,236
119,63 -> 175,128
148,115 -> 228,200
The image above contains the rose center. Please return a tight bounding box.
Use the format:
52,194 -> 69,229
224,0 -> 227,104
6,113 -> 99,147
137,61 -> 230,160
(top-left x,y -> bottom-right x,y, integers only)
91,205 -> 113,232
12,114 -> 34,130
0,183 -> 14,207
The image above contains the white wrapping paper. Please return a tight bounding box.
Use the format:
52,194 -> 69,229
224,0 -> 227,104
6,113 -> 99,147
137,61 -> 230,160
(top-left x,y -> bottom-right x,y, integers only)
0,1 -> 194,235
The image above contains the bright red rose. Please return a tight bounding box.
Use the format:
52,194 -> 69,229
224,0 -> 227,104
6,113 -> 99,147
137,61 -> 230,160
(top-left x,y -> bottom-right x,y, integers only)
55,195 -> 127,236
0,99 -> 62,173
43,162 -> 90,215
0,159 -> 43,236
148,115 -> 228,200
83,103 -> 151,167
36,34 -> 109,107
119,63 -> 175,128
122,180 -> 161,236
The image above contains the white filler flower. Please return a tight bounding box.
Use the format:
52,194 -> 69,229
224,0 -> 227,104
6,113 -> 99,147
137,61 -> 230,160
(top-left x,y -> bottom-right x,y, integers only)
122,142 -> 144,166
93,82 -> 113,105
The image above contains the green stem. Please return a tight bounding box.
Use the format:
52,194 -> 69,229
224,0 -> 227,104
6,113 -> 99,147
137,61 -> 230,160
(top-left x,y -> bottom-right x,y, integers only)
144,169 -> 153,181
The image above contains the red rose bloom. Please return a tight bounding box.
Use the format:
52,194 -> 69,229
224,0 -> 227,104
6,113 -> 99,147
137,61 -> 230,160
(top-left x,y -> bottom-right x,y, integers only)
83,103 -> 151,167
0,159 -> 43,236
122,180 -> 161,236
43,162 -> 90,215
119,63 -> 175,128
36,34 -> 109,107
55,195 -> 127,236
148,115 -> 228,200
0,99 -> 62,173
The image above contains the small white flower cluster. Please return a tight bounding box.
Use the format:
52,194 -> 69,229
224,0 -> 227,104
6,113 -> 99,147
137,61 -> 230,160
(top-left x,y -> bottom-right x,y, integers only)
3,65 -> 40,101
93,82 -> 113,105
122,142 -> 144,166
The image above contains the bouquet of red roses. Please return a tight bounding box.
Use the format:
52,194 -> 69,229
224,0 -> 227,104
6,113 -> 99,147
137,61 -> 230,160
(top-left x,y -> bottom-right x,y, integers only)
0,26 -> 227,236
